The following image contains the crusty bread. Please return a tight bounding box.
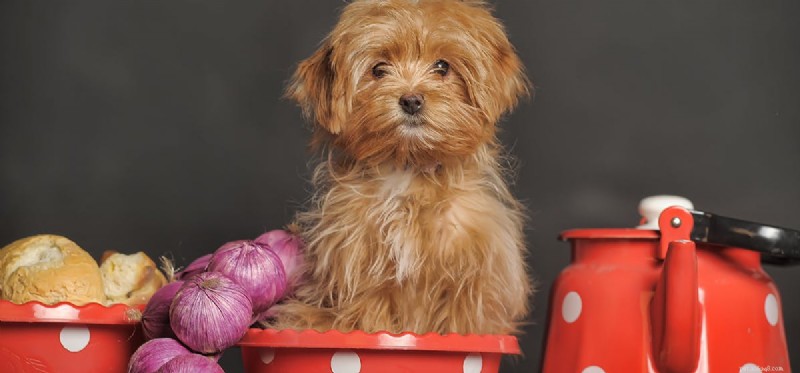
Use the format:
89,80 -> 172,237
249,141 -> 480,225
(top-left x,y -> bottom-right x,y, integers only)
100,251 -> 167,305
0,235 -> 106,305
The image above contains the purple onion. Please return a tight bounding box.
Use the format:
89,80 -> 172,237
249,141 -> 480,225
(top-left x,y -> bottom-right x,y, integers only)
141,281 -> 184,340
207,240 -> 287,315
254,229 -> 304,287
128,338 -> 191,373
169,272 -> 252,354
156,353 -> 224,373
175,254 -> 212,280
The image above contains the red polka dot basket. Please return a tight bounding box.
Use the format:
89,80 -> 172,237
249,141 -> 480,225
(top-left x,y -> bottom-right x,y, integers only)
238,328 -> 521,373
0,299 -> 143,373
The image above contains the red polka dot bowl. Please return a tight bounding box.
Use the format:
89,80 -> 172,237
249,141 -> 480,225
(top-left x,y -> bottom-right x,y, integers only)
238,328 -> 521,373
0,299 -> 143,373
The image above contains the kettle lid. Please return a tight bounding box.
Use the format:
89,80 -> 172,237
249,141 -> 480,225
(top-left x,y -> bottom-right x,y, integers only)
559,195 -> 692,241
637,195 -> 694,230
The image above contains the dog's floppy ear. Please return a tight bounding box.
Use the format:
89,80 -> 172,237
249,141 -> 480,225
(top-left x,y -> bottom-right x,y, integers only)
457,13 -> 531,125
489,41 -> 531,118
286,40 -> 345,135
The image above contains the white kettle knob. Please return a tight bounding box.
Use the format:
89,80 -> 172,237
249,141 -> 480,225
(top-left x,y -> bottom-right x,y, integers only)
637,195 -> 694,230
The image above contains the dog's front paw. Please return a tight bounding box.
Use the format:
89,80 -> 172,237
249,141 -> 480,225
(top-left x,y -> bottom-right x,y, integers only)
261,300 -> 337,332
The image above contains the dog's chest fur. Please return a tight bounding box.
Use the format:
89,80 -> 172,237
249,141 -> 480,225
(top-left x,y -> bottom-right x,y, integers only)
295,159 -> 529,333
322,167 -> 494,283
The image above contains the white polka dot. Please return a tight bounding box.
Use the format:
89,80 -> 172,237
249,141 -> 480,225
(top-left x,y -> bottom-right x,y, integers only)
331,351 -> 361,373
764,294 -> 779,326
59,326 -> 90,352
463,353 -> 482,373
581,366 -> 606,373
562,291 -> 582,323
259,349 -> 275,364
740,363 -> 762,372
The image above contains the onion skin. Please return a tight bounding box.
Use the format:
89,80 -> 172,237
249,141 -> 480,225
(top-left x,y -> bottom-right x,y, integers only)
207,240 -> 287,315
254,229 -> 304,287
169,272 -> 252,354
156,353 -> 224,373
174,254 -> 212,280
128,338 -> 191,373
141,281 -> 184,340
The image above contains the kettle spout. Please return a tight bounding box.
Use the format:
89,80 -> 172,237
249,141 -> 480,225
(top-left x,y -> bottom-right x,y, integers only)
651,240 -> 701,373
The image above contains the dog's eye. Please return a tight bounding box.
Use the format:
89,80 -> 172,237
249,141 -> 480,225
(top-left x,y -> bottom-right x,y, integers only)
372,62 -> 389,79
432,60 -> 449,76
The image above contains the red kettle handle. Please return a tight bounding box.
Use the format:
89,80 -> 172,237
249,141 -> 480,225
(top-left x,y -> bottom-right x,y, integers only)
651,240 -> 701,373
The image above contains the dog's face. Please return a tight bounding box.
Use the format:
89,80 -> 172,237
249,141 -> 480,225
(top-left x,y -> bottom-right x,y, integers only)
288,0 -> 529,167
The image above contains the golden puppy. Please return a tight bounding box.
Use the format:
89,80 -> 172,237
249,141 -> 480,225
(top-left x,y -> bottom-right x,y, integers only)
275,0 -> 532,335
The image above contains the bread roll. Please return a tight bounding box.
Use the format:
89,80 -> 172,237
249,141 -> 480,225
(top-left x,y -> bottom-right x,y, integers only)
100,251 -> 167,305
0,243 -> 9,297
0,235 -> 105,305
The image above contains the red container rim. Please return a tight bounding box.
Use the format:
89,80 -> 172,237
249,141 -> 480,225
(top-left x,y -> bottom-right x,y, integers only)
238,329 -> 520,354
560,228 -> 660,241
0,299 -> 141,325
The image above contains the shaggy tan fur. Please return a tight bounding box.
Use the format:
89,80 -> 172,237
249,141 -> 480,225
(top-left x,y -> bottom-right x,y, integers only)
273,0 -> 533,335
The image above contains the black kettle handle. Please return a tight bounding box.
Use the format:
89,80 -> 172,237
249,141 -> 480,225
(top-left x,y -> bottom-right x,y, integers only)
690,211 -> 800,264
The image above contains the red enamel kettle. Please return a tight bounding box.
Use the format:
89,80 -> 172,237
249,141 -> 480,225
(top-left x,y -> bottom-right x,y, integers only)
542,196 -> 798,373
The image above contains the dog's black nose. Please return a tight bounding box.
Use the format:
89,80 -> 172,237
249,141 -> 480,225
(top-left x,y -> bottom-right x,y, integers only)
399,94 -> 424,115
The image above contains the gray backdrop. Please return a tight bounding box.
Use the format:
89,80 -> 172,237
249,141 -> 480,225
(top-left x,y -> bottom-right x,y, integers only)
1,1 -> 798,372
